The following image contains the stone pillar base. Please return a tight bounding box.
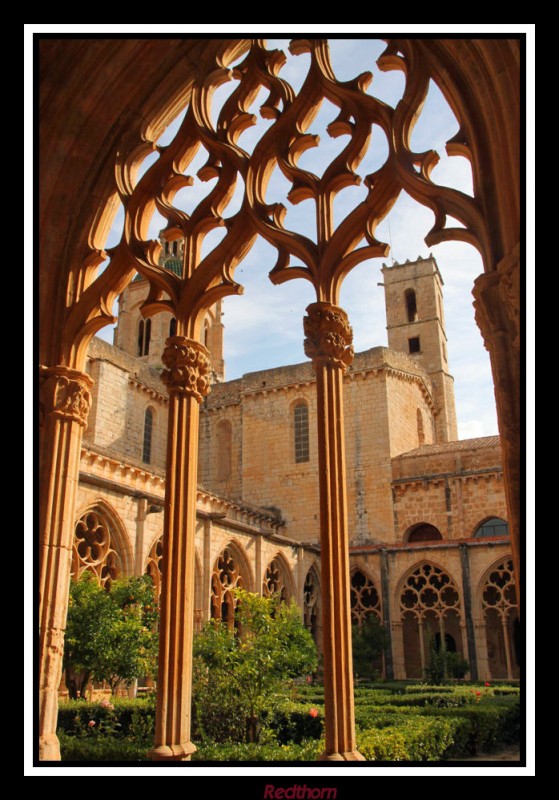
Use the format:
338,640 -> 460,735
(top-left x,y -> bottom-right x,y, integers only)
320,750 -> 366,761
149,741 -> 197,761
39,733 -> 61,762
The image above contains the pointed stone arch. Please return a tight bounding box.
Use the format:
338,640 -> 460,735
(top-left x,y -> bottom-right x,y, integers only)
476,555 -> 519,680
73,498 -> 133,584
262,551 -> 296,601
396,559 -> 464,679
303,562 -> 321,649
211,539 -> 254,630
349,563 -> 382,626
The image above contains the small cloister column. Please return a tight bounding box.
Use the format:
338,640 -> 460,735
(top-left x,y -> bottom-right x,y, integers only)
150,337 -> 211,761
303,302 -> 364,761
38,366 -> 93,761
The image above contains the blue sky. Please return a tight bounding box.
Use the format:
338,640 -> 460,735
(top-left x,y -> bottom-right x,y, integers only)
100,38 -> 497,439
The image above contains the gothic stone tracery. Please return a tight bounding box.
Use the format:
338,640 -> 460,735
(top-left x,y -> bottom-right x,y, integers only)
72,510 -> 122,587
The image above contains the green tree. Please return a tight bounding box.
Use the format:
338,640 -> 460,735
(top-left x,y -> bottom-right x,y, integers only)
352,614 -> 390,681
193,589 -> 317,743
64,573 -> 159,697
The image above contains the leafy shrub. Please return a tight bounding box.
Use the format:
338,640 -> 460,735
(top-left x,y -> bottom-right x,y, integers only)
424,637 -> 470,683
259,700 -> 324,744
193,591 -> 317,743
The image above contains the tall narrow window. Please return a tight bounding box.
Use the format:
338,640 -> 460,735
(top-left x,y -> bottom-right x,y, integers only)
138,318 -> 151,356
417,408 -> 425,445
143,408 -> 153,464
172,241 -> 178,256
294,402 -> 309,463
169,317 -> 177,337
144,318 -> 151,355
405,288 -> 418,322
203,320 -> 210,349
216,420 -> 232,481
138,319 -> 144,356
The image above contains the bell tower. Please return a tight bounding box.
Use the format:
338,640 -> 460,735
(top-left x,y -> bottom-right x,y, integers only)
113,233 -> 225,382
382,255 -> 458,442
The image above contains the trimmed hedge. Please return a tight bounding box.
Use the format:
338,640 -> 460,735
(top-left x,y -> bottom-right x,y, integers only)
193,739 -> 322,761
357,716 -> 470,761
57,684 -> 520,762
58,731 -> 151,762
57,696 -> 156,739
417,700 -> 520,755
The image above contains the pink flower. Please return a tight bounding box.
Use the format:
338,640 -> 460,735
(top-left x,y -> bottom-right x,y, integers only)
485,682 -> 491,687
475,691 -> 481,696
309,707 -> 319,718
88,720 -> 96,727
306,675 -> 312,684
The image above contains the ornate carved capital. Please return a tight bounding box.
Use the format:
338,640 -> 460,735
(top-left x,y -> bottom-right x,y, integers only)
473,244 -> 520,353
39,366 -> 93,428
497,244 -> 520,351
161,337 -> 211,401
303,302 -> 354,371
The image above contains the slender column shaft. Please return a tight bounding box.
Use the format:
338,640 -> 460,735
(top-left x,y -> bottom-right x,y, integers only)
380,549 -> 394,680
255,533 -> 263,595
202,518 -> 212,622
304,302 -> 363,761
473,255 -> 521,600
38,366 -> 92,761
459,543 -> 478,680
502,616 -> 513,681
150,337 -> 211,761
418,618 -> 426,673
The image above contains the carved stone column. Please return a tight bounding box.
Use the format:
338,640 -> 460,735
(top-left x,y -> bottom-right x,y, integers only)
303,302 -> 363,761
38,366 -> 93,761
150,337 -> 211,761
391,620 -> 406,679
473,247 -> 521,598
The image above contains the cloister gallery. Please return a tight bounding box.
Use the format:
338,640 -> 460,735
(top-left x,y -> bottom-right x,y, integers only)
39,38 -> 521,761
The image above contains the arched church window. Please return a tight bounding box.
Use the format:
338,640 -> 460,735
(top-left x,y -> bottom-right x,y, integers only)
406,523 -> 443,543
138,318 -> 151,356
143,408 -> 154,464
405,288 -> 418,322
72,509 -> 122,588
417,408 -> 425,445
216,420 -> 232,481
294,402 -> 309,464
350,569 -> 381,627
474,518 -> 509,538
169,317 -> 177,337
